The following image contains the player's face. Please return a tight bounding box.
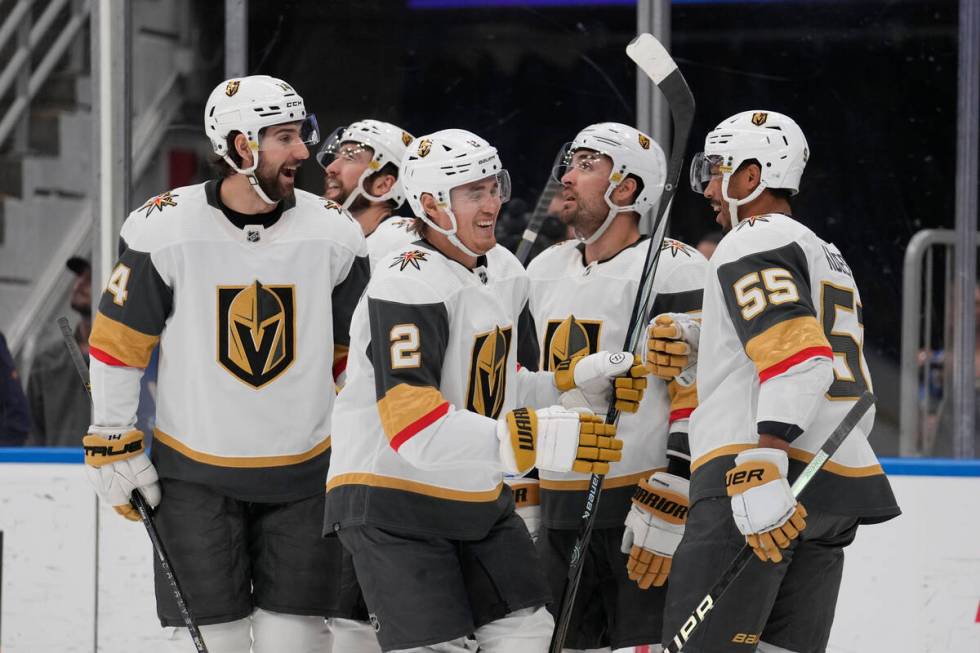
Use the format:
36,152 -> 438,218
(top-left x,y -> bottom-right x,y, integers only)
702,161 -> 757,231
70,267 -> 92,316
449,175 -> 505,255
559,149 -> 612,238
324,142 -> 374,203
255,123 -> 310,201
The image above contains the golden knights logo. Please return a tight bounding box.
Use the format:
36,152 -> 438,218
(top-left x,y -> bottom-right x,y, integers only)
662,238 -> 693,258
139,191 -> 178,217
735,215 -> 771,231
390,250 -> 429,271
225,80 -> 240,97
542,315 -> 601,371
638,133 -> 651,150
217,281 -> 295,388
417,138 -> 432,158
751,112 -> 768,126
401,131 -> 414,146
466,326 -> 513,418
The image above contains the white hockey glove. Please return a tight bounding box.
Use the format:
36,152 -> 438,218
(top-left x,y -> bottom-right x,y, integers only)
726,448 -> 807,563
554,351 -> 648,414
497,407 -> 622,476
647,313 -> 700,386
83,427 -> 161,521
621,472 -> 689,589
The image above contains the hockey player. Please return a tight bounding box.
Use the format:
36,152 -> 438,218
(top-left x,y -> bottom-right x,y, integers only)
325,128 -> 648,652
656,110 -> 900,652
528,122 -> 708,652
82,75 -> 370,652
318,119 -> 418,267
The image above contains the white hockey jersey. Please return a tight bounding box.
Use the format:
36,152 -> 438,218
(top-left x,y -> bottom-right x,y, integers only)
366,216 -> 417,269
527,237 -> 708,528
88,181 -> 369,502
325,241 -> 562,539
690,213 -> 899,522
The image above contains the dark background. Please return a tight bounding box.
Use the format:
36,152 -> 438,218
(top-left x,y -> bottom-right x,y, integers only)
185,0 -> 961,442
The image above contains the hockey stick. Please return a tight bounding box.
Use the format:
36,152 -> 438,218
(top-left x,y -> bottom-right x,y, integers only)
58,316 -> 209,653
549,33 -> 696,653
664,390 -> 875,652
515,176 -> 563,266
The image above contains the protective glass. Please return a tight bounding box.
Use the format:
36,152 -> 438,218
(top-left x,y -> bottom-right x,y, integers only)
450,170 -> 512,207
257,114 -> 320,152
315,125 -> 376,169
689,152 -> 724,193
551,143 -> 608,183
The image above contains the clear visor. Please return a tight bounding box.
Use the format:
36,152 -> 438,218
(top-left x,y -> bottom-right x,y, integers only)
551,143 -> 608,183
315,126 -> 380,171
689,152 -> 724,193
448,170 -> 512,208
257,114 -> 320,152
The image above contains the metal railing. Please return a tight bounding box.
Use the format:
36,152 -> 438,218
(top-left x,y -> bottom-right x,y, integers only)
0,0 -> 91,150
900,228 -> 980,456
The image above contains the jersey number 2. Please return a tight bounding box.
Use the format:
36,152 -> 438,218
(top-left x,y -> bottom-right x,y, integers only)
390,324 -> 420,369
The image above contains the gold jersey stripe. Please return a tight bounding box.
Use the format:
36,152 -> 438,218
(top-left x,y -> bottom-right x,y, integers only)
744,315 -> 830,377
691,443 -> 884,478
540,467 -> 665,491
327,472 -> 503,502
509,480 -> 540,508
89,312 -> 160,368
153,428 -> 331,468
377,383 -> 449,444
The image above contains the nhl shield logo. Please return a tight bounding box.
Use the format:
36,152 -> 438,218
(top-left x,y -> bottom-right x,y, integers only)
217,281 -> 296,388
543,315 -> 602,371
466,326 -> 513,418
417,138 -> 432,158
638,133 -> 651,150
225,80 -> 240,97
401,131 -> 414,146
751,112 -> 768,126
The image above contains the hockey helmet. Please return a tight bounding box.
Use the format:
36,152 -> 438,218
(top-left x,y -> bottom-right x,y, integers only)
315,119 -> 413,209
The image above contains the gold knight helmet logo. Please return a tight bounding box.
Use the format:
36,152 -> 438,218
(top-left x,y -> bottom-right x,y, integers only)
417,138 -> 432,158
544,315 -> 601,371
638,133 -> 651,150
751,112 -> 768,126
217,281 -> 295,388
466,326 -> 513,418
225,80 -> 240,97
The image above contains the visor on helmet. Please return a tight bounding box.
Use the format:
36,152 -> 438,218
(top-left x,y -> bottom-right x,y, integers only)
689,152 -> 725,194
256,114 -> 320,152
551,143 -> 609,183
448,170 -> 512,208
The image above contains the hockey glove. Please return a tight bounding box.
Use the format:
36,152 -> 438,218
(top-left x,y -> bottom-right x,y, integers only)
497,406 -> 622,476
83,427 -> 161,521
726,448 -> 807,563
647,313 -> 700,386
621,472 -> 689,589
555,351 -> 648,413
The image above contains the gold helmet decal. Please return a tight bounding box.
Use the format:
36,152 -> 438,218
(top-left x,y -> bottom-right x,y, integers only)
543,316 -> 602,371
402,131 -> 414,146
217,281 -> 295,388
466,326 -> 513,418
225,80 -> 240,97
417,138 -> 432,158
751,112 -> 769,126
638,133 -> 651,149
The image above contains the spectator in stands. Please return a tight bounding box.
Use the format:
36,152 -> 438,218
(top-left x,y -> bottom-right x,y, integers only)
27,256 -> 92,446
0,330 -> 30,446
696,230 -> 723,260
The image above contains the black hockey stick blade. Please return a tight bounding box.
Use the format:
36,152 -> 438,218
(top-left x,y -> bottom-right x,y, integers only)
549,34 -> 696,653
663,391 -> 876,653
58,317 -> 209,652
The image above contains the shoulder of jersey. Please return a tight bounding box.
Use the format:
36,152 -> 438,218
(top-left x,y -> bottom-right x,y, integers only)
486,244 -> 528,281
369,243 -> 455,303
121,183 -> 208,252
712,213 -> 811,265
526,239 -> 580,279
292,189 -> 366,249
658,237 -> 708,269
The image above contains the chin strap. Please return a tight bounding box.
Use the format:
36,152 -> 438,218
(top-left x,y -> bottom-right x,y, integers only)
223,150 -> 278,206
420,207 -> 483,259
578,180 -> 637,245
342,165 -> 398,210
721,175 -> 766,227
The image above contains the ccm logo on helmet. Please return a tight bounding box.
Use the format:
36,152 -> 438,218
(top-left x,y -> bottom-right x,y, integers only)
726,468 -> 765,487
285,100 -> 302,108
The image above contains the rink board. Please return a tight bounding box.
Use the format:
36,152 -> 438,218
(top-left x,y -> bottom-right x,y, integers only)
0,450 -> 977,652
